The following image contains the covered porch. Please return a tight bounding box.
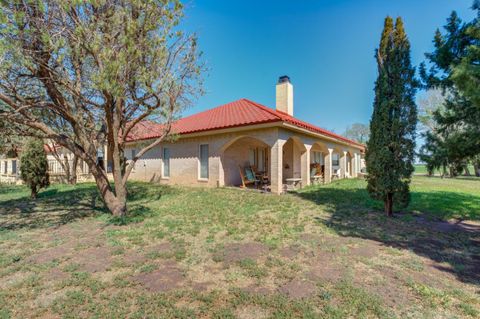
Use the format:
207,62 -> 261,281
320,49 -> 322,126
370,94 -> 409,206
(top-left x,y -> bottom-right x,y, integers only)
219,133 -> 362,193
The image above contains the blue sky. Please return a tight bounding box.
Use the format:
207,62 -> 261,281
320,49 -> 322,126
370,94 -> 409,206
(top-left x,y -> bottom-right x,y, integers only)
181,0 -> 475,134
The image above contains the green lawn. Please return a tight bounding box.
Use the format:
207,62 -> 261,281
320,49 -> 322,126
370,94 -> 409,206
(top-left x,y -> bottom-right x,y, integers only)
414,163 -> 477,176
0,176 -> 479,318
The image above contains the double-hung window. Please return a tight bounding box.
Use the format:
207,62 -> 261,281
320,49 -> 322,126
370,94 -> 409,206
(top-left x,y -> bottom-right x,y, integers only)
11,160 -> 17,175
199,144 -> 209,179
163,147 -> 170,178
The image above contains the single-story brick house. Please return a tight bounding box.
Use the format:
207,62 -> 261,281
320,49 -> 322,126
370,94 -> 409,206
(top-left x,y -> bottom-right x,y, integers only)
122,76 -> 365,193
1,76 -> 365,191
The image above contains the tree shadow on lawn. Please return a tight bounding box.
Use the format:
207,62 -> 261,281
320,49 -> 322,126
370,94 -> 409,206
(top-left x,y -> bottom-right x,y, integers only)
294,183 -> 480,285
0,182 -> 174,230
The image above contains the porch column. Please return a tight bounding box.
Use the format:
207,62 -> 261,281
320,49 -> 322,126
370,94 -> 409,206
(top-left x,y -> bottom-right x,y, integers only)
350,153 -> 357,177
270,140 -> 285,194
324,148 -> 333,183
217,155 -> 225,187
301,144 -> 312,187
340,151 -> 347,178
352,153 -> 359,177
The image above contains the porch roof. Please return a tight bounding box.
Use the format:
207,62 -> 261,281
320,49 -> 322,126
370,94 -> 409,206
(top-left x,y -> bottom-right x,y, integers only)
126,98 -> 364,148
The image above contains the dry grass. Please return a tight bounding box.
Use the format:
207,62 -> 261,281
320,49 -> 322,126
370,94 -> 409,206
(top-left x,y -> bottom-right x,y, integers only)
0,176 -> 479,318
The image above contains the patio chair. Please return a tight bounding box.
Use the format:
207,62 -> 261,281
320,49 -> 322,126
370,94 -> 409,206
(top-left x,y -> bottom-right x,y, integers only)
332,168 -> 341,179
239,165 -> 260,188
251,165 -> 269,185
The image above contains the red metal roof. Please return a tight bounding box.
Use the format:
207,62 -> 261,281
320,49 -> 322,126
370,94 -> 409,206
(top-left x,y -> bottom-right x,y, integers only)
126,98 -> 364,148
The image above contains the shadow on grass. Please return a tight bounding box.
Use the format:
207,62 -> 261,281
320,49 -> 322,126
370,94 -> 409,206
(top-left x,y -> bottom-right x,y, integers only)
294,181 -> 480,285
0,182 -> 175,230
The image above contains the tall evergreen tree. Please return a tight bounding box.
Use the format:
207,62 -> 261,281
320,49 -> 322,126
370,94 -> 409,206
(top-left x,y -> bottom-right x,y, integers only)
20,139 -> 50,199
366,17 -> 417,216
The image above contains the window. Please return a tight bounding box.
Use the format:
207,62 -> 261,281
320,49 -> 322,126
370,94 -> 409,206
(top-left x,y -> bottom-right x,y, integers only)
131,149 -> 136,159
249,148 -> 257,168
199,144 -> 209,179
12,160 -> 16,174
258,148 -> 265,171
3,161 -> 7,174
332,154 -> 340,166
312,151 -> 323,164
163,147 -> 170,178
249,147 -> 268,172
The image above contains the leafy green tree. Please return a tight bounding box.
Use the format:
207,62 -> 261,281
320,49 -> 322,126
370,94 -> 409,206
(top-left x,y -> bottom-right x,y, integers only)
343,123 -> 370,144
0,1 -> 204,216
452,0 -> 480,107
366,17 -> 417,216
420,4 -> 480,171
20,139 -> 49,199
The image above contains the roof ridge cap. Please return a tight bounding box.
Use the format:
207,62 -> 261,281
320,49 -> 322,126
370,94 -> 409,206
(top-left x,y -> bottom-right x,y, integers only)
240,98 -> 282,120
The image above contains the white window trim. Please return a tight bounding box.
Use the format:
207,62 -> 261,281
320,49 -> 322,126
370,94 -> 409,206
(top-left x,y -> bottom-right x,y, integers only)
198,144 -> 209,181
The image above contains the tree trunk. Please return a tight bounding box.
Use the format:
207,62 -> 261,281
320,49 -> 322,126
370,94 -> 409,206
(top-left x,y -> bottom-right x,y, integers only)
63,154 -> 71,183
89,163 -> 127,217
30,185 -> 37,199
474,164 -> 480,177
384,193 -> 393,217
449,166 -> 455,178
69,155 -> 78,184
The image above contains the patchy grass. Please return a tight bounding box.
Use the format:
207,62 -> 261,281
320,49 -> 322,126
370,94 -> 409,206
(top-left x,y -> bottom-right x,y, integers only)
0,176 -> 479,318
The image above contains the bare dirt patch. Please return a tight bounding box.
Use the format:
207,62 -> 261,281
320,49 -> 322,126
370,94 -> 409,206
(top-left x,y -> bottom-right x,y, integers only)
44,268 -> 68,282
132,260 -> 184,292
220,242 -> 268,264
191,281 -> 214,292
118,250 -> 147,266
413,216 -> 480,233
278,278 -> 317,299
70,246 -> 112,273
27,244 -> 74,264
349,240 -> 382,259
279,245 -> 303,259
306,252 -> 347,283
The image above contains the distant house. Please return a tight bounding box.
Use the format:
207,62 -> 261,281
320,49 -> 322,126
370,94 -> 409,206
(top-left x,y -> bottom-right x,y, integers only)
123,76 -> 365,193
0,144 -> 91,184
0,157 -> 19,184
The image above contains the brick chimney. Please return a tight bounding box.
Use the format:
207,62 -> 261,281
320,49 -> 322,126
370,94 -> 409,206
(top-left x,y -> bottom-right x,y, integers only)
276,75 -> 293,116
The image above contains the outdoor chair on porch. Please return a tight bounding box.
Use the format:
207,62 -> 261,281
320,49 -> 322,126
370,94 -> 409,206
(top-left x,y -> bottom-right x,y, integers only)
239,165 -> 260,188
251,165 -> 269,185
332,168 -> 341,180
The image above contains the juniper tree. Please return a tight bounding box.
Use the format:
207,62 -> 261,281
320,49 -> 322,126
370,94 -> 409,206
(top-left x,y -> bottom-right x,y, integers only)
366,17 -> 417,216
0,1 -> 204,216
20,139 -> 50,199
